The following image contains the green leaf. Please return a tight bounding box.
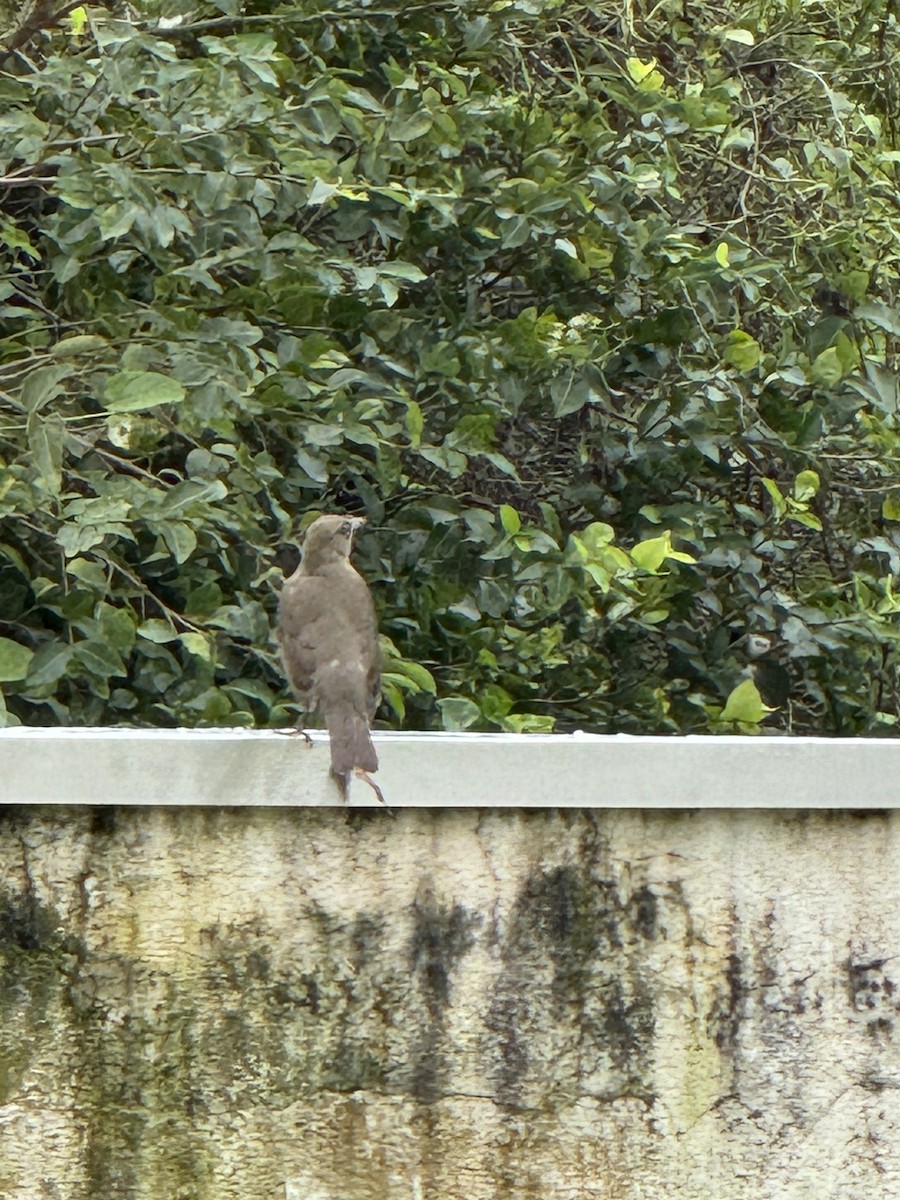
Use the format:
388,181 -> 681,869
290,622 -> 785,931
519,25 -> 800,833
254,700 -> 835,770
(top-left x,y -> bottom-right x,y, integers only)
378,261 -> 427,282
307,178 -> 337,206
715,241 -> 730,267
161,522 -> 198,564
809,347 -> 842,387
381,680 -> 405,722
625,56 -> 664,91
22,364 -> 71,413
791,510 -> 823,531
437,697 -> 481,731
720,679 -> 775,724
883,495 -> 900,522
65,557 -> 109,590
722,330 -> 761,371
723,28 -> 755,45
137,619 -> 178,643
103,371 -> 187,413
0,638 -> 33,681
389,659 -> 437,694
180,632 -> 213,661
66,5 -> 88,35
26,642 -> 73,688
50,335 -> 108,357
856,301 -> 900,335
503,713 -> 555,733
419,341 -> 459,376
575,522 -> 616,554
499,504 -> 521,535
793,470 -> 820,502
762,478 -> 787,517
632,535 -> 668,571
404,401 -> 424,447
28,412 -> 65,497
390,109 -> 433,142
74,640 -> 126,679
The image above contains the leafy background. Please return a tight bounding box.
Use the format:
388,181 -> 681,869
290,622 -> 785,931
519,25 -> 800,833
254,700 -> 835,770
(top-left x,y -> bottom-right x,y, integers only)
1,0 -> 900,735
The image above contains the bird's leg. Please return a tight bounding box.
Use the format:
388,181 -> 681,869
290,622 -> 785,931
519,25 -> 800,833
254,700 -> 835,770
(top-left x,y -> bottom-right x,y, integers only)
293,718 -> 314,748
353,768 -> 387,807
330,767 -> 387,807
274,716 -> 313,746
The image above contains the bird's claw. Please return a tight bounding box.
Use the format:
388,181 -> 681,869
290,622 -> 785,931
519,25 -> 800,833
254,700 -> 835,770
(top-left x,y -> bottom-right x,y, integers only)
274,725 -> 313,747
332,767 -> 389,809
354,768 -> 387,808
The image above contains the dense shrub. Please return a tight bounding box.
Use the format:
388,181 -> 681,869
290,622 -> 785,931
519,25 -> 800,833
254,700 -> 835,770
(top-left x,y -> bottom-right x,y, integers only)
1,0 -> 899,735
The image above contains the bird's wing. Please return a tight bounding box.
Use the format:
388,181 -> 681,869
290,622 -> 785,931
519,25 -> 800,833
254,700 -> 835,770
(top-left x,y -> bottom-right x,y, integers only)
343,572 -> 381,717
278,563 -> 382,725
277,575 -> 334,704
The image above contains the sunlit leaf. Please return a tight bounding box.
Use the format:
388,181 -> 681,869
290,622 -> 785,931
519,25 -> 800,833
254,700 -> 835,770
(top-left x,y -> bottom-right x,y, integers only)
793,470 -> 820,502
103,371 -> 187,413
499,504 -> 521,535
722,330 -> 761,371
720,679 -> 775,724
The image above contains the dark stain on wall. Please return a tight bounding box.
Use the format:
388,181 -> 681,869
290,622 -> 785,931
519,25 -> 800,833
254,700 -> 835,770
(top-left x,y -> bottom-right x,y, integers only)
408,886 -> 480,1103
487,860 -> 657,1107
708,951 -> 747,1050
0,887 -> 75,1105
847,953 -> 900,1045
409,888 -> 479,1014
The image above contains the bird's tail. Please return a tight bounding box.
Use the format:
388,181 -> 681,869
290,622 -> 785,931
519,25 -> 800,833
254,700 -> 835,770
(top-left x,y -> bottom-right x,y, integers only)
327,706 -> 378,782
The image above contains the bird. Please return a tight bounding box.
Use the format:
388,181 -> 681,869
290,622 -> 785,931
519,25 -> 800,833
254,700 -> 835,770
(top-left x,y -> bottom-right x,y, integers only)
276,514 -> 384,805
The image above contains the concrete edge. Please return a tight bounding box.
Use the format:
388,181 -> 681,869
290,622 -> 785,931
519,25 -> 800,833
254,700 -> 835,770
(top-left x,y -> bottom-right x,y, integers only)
0,729 -> 896,807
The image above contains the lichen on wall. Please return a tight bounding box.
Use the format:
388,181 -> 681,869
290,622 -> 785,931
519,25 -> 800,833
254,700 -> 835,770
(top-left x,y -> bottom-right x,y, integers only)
0,807 -> 897,1199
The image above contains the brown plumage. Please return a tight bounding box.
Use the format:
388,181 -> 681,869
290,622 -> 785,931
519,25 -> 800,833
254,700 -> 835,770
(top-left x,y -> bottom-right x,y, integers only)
277,514 -> 383,804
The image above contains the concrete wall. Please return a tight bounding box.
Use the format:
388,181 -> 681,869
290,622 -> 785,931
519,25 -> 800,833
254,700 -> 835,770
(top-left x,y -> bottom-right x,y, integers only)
0,733 -> 898,1199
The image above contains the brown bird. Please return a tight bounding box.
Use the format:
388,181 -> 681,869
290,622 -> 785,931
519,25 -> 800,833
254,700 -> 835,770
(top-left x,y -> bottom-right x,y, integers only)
277,514 -> 384,804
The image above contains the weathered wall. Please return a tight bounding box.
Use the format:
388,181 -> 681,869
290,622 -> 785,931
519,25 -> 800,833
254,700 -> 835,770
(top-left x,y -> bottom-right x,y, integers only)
0,806 -> 896,1199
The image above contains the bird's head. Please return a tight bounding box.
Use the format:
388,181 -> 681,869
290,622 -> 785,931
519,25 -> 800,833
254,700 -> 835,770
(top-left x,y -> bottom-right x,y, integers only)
301,513 -> 366,571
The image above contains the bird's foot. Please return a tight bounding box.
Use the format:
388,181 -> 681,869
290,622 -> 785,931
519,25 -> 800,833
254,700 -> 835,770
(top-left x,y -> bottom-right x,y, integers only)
353,768 -> 387,808
331,768 -> 389,809
274,724 -> 313,747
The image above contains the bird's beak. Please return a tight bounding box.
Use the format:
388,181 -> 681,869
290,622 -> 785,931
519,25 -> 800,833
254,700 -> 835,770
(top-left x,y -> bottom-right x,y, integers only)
350,516 -> 367,532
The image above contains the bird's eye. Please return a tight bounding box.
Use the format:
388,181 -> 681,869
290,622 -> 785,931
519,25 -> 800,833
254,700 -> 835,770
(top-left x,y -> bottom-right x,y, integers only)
341,521 -> 352,536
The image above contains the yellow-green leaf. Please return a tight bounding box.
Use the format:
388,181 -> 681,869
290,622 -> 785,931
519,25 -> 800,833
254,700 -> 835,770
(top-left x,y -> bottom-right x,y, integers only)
626,56 -> 656,83
632,534 -> 670,572
720,678 -> 775,724
625,57 -> 664,91
883,494 -> 900,522
388,659 -> 437,695
67,5 -> 88,35
404,400 -> 424,448
180,633 -> 212,661
722,330 -> 761,372
715,241 -> 730,268
499,504 -> 521,535
762,478 -> 786,516
793,470 -> 820,502
632,531 -> 696,571
791,510 -> 822,531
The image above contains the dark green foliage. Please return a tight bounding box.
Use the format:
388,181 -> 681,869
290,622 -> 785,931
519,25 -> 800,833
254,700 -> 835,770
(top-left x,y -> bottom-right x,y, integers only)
2,0 -> 900,734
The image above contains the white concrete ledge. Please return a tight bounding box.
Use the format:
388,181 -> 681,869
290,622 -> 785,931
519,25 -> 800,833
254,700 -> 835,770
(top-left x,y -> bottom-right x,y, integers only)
0,728 -> 897,806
